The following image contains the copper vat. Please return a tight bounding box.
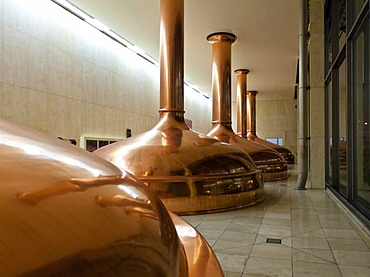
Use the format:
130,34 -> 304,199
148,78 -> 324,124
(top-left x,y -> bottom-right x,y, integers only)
244,90 -> 295,164
235,69 -> 288,181
0,118 -> 223,276
206,32 -> 287,182
95,0 -> 263,215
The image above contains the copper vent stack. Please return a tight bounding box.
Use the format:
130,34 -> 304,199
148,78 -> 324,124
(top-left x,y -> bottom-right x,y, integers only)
245,90 -> 295,164
95,0 -> 263,215
234,69 -> 288,181
0,118 -> 224,276
206,32 -> 287,182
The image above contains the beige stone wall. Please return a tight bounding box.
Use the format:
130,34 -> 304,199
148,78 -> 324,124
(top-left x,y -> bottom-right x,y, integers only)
232,98 -> 298,158
255,99 -> 297,157
0,0 -> 212,146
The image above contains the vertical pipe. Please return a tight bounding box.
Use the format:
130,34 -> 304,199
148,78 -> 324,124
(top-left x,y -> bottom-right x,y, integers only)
207,32 -> 237,130
159,0 -> 185,122
235,69 -> 250,136
246,90 -> 258,137
295,0 -> 309,190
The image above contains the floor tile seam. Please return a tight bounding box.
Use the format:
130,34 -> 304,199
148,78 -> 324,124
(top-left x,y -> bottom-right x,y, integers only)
331,248 -> 370,254
304,187 -> 337,256
291,247 -> 338,264
243,255 -> 294,263
248,252 -> 292,261
213,243 -> 253,251
211,216 -> 238,248
290,226 -> 325,237
292,260 -> 342,277
327,236 -> 370,248
326,189 -> 370,248
242,257 -> 294,277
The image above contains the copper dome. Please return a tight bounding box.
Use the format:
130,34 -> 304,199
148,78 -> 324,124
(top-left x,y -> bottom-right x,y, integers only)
95,0 -> 264,214
0,118 -> 222,276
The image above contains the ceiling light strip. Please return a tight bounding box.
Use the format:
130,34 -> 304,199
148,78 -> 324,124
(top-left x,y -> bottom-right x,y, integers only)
50,0 -> 210,99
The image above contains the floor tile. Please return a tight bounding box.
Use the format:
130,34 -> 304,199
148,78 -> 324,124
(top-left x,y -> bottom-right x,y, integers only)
219,230 -> 257,244
332,250 -> 370,267
293,260 -> 341,276
328,238 -> 369,251
292,237 -> 330,249
293,248 -> 336,263
243,257 -> 292,277
323,228 -> 362,239
250,243 -> 291,260
338,265 -> 370,277
196,219 -> 232,231
194,228 -> 224,241
224,272 -> 242,277
180,169 -> 370,276
215,253 -> 247,274
226,222 -> 260,234
258,224 -> 291,238
214,242 -> 253,256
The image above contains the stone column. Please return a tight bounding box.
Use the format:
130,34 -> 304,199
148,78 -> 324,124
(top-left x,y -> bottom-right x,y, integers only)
309,0 -> 325,188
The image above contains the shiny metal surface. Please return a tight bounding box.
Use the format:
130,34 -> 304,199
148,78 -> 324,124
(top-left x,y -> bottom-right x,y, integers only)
245,90 -> 295,164
206,33 -> 287,182
170,213 -> 223,277
95,0 -> 264,215
0,118 -> 223,276
235,69 -> 288,181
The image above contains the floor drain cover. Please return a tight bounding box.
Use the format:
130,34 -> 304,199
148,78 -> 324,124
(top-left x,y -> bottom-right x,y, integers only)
266,238 -> 282,244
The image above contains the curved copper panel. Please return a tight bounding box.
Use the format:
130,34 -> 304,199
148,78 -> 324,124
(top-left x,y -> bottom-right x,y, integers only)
95,0 -> 264,214
0,118 -> 224,276
96,114 -> 264,214
206,33 -> 287,182
234,69 -> 289,180
170,213 -> 223,277
245,90 -> 295,164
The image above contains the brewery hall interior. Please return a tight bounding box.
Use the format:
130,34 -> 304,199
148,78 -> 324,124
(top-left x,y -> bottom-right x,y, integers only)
0,0 -> 369,276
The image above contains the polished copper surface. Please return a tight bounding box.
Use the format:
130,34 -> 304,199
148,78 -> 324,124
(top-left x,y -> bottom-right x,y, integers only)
245,90 -> 295,164
95,0 -> 264,215
170,213 -> 223,277
234,69 -> 288,181
206,33 -> 287,182
0,118 -> 225,276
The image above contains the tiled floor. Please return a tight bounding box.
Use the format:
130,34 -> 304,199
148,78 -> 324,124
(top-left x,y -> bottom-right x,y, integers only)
181,168 -> 370,276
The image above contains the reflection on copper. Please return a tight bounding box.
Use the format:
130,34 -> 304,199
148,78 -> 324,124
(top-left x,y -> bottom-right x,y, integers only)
171,213 -> 223,277
206,32 -> 287,182
245,90 -> 295,164
17,175 -> 123,205
0,118 -> 223,276
95,0 -> 264,214
234,69 -> 288,181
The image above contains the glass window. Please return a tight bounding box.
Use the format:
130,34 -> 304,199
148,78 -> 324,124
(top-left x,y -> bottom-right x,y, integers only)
325,12 -> 333,73
338,60 -> 347,195
353,17 -> 369,213
327,81 -> 333,180
265,137 -> 283,146
338,0 -> 346,50
353,0 -> 367,19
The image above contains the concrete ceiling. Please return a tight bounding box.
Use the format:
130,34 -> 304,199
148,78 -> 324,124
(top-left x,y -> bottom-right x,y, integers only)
69,0 -> 299,101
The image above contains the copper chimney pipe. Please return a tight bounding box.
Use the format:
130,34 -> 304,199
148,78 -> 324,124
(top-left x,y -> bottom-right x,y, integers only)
0,118 -> 225,276
159,0 -> 185,121
245,90 -> 295,164
246,90 -> 259,137
235,69 -> 250,137
95,0 -> 264,214
207,33 -> 288,182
